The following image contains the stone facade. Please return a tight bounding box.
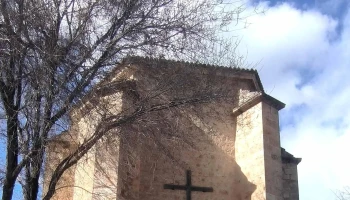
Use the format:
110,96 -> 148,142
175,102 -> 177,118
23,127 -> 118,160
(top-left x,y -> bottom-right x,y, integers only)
44,57 -> 301,200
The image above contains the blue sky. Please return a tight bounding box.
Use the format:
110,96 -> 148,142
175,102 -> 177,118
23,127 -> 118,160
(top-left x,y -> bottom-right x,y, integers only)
233,0 -> 350,199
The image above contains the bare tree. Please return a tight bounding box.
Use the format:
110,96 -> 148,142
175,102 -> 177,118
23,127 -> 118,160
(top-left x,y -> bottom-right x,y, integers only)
0,0 -> 253,199
335,186 -> 350,200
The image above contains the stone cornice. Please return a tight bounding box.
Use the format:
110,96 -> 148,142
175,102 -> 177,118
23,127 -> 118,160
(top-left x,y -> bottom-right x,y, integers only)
281,148 -> 302,165
232,93 -> 285,117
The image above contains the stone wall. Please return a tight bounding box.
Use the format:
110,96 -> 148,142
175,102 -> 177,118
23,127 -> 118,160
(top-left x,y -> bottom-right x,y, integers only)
235,101 -> 266,200
235,89 -> 287,200
281,148 -> 301,200
44,67 -> 133,200
43,131 -> 78,200
112,64 -> 257,200
262,103 -> 283,200
44,59 -> 301,200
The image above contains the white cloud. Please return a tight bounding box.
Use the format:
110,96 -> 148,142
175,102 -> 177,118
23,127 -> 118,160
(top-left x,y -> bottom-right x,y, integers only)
232,2 -> 350,199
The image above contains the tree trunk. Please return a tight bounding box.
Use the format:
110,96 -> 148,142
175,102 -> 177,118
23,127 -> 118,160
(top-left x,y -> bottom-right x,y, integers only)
24,153 -> 44,200
2,111 -> 19,200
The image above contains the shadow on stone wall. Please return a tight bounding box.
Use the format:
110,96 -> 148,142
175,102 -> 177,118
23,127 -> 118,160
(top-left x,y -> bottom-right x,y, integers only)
111,85 -> 257,200
74,60 -> 259,200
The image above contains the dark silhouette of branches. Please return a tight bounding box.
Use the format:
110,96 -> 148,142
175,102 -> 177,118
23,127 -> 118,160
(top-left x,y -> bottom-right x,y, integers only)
335,186 -> 350,200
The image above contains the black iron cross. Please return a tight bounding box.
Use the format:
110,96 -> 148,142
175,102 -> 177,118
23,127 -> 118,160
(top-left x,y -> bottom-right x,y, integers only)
164,170 -> 213,200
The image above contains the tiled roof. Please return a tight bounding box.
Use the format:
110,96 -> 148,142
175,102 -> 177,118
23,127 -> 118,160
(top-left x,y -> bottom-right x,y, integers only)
122,56 -> 264,92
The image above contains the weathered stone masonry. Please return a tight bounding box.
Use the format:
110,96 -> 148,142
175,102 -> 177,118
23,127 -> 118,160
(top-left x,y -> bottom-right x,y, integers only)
44,57 -> 301,200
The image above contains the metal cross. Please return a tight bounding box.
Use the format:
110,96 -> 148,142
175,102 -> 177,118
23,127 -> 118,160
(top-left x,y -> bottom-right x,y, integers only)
164,170 -> 213,200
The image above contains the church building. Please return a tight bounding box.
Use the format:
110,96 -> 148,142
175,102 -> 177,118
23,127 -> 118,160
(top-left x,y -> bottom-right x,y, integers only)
44,57 -> 301,200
